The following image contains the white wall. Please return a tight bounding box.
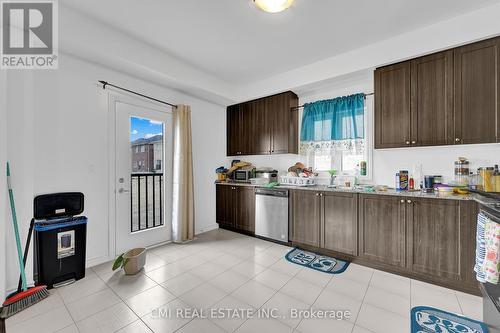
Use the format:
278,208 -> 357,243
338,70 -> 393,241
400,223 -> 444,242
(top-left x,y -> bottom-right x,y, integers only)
3,53 -> 226,295
59,4 -> 235,106
0,70 -> 7,301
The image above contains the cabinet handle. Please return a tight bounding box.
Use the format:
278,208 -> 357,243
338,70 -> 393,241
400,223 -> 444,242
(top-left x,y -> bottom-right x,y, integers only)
407,200 -> 412,204
455,138 -> 461,143
316,193 -> 320,196
411,141 -> 416,144
400,199 -> 405,203
319,193 -> 323,197
405,141 -> 410,145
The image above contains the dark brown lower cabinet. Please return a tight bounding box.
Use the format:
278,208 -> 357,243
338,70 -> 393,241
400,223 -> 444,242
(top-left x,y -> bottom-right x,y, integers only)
215,184 -> 255,234
358,194 -> 478,293
216,184 -> 233,227
406,198 -> 475,282
358,194 -> 406,267
217,185 -> 479,294
235,186 -> 255,233
322,192 -> 358,256
290,190 -> 321,247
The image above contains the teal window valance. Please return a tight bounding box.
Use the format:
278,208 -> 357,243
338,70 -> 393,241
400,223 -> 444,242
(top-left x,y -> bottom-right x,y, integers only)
300,93 -> 365,154
300,93 -> 365,141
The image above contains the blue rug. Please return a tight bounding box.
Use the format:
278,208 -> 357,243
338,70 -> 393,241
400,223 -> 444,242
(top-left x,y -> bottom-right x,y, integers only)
411,306 -> 488,333
285,248 -> 349,274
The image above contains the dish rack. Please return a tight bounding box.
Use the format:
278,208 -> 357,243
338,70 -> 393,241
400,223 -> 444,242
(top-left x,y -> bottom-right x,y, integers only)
280,176 -> 316,187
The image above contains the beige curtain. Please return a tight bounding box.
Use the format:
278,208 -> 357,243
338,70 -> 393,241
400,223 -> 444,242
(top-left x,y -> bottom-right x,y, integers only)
172,105 -> 194,243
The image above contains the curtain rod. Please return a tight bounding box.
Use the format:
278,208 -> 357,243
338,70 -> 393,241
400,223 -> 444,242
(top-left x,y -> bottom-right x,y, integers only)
292,92 -> 374,110
98,80 -> 177,108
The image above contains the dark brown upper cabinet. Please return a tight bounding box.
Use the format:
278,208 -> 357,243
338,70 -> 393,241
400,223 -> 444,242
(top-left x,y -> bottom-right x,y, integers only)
410,51 -> 454,146
226,104 -> 243,156
454,37 -> 500,144
374,62 -> 411,148
375,36 -> 500,149
226,91 -> 298,156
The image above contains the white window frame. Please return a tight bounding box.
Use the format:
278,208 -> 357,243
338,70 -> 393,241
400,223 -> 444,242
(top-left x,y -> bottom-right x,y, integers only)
307,96 -> 374,182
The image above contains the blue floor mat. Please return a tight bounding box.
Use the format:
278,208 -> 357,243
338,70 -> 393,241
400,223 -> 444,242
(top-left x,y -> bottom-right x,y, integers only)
285,248 -> 349,274
411,306 -> 488,333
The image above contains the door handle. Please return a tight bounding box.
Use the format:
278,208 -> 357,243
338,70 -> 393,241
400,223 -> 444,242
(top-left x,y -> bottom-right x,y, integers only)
118,188 -> 130,193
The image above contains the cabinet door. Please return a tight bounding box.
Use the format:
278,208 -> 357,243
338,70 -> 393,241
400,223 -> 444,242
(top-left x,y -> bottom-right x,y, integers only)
216,185 -> 233,227
454,37 -> 500,144
247,99 -> 271,155
359,195 -> 406,267
375,62 -> 411,148
410,51 -> 454,146
227,105 -> 242,156
322,192 -> 358,256
290,190 -> 321,247
406,198 -> 463,280
270,92 -> 298,154
238,102 -> 253,155
235,186 -> 255,233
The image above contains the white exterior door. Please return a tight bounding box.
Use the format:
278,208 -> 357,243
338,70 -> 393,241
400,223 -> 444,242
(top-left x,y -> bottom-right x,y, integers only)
114,99 -> 173,254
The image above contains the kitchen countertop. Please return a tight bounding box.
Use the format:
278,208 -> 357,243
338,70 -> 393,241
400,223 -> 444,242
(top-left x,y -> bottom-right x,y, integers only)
215,181 -> 484,202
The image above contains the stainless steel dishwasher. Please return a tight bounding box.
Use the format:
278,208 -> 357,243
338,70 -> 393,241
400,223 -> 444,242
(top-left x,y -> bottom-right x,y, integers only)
255,188 -> 289,242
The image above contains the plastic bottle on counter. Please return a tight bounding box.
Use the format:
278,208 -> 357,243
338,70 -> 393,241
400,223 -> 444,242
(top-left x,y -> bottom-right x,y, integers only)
360,161 -> 367,176
395,173 -> 400,191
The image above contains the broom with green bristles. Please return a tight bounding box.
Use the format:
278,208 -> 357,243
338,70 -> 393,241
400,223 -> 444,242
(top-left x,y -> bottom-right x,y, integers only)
0,162 -> 49,319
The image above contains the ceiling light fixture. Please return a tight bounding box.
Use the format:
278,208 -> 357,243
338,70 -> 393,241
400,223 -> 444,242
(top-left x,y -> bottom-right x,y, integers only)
253,0 -> 294,13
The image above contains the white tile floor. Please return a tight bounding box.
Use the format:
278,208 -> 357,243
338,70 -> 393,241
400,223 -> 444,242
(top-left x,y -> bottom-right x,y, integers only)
5,229 -> 482,333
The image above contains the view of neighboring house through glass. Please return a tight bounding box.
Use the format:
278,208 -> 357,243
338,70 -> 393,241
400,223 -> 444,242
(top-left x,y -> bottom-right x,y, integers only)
130,117 -> 165,232
130,117 -> 164,173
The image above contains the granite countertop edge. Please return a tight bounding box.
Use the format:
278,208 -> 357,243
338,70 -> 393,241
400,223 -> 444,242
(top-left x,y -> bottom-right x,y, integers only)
214,181 -> 485,202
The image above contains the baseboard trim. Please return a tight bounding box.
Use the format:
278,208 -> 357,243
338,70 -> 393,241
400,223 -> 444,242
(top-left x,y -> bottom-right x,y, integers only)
86,255 -> 113,268
196,223 -> 219,235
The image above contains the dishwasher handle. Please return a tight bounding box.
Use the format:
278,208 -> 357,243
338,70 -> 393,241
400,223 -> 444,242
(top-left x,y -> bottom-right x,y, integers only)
255,188 -> 288,197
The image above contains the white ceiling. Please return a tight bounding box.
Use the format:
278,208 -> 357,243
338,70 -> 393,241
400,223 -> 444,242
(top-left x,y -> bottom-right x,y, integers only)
64,0 -> 499,85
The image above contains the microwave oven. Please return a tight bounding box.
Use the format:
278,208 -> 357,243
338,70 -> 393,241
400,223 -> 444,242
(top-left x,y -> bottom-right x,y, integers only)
233,169 -> 253,182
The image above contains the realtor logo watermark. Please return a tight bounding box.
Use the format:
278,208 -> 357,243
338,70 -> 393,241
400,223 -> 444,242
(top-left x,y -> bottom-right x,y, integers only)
1,0 -> 58,69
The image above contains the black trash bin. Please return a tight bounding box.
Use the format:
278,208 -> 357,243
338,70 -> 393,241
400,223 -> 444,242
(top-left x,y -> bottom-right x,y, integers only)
33,193 -> 87,288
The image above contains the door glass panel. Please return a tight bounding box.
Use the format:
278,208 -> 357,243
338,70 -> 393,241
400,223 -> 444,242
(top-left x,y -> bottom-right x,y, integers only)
130,117 -> 164,232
